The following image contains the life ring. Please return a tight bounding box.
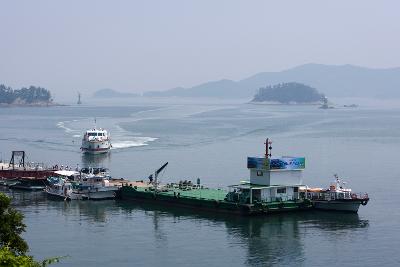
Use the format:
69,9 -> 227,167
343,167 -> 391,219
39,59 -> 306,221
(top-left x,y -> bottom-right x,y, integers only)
361,199 -> 368,206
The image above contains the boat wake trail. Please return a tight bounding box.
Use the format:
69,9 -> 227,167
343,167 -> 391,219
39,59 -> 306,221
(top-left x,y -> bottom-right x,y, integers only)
56,119 -> 157,151
56,121 -> 79,134
111,137 -> 157,149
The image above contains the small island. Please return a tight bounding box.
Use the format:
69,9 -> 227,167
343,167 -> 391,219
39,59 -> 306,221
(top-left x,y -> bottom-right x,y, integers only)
252,82 -> 324,104
0,84 -> 54,107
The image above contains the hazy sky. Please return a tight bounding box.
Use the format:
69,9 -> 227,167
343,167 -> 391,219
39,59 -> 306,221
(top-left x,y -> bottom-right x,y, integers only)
0,0 -> 399,100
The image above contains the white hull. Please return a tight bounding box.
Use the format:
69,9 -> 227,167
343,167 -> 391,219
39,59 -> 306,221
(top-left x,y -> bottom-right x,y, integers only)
313,200 -> 361,212
81,128 -> 112,154
81,140 -> 111,154
45,188 -> 116,200
45,188 -> 83,200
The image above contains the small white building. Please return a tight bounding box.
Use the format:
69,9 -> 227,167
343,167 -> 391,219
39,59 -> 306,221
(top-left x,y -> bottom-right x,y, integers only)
228,156 -> 306,204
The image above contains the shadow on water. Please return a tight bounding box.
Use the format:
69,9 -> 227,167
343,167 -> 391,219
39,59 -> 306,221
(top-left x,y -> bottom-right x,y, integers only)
3,188 -> 370,267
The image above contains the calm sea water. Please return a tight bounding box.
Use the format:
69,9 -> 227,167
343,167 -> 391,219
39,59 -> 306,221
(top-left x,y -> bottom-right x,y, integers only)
1,98 -> 400,266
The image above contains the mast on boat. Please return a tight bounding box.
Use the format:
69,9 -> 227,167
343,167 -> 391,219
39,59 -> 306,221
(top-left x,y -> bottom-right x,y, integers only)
265,138 -> 272,159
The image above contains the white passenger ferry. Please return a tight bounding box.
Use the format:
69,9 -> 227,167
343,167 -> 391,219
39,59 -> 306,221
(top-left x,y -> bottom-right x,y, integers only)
81,128 -> 112,154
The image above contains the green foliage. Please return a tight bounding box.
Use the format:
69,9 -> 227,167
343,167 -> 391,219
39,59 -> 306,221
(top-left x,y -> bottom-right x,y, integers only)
0,193 -> 28,255
0,84 -> 52,104
0,246 -> 65,267
0,193 -> 64,266
252,82 -> 324,103
0,246 -> 41,267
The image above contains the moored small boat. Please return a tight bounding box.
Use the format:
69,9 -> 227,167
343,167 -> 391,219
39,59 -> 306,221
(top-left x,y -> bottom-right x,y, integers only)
45,176 -> 83,200
9,177 -> 47,191
46,168 -> 118,200
302,175 -> 369,213
0,177 -> 19,187
78,174 -> 118,200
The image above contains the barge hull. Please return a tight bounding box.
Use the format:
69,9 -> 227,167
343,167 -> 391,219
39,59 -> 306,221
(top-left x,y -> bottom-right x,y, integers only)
120,186 -> 311,216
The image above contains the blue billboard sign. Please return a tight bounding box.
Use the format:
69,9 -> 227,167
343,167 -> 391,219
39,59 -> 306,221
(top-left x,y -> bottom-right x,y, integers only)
247,157 -> 267,169
270,157 -> 305,170
247,157 -> 305,170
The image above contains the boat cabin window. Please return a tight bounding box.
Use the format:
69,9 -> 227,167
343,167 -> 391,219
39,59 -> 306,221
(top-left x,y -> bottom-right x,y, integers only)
256,170 -> 263,176
87,132 -> 105,137
252,189 -> 261,202
277,188 -> 286,194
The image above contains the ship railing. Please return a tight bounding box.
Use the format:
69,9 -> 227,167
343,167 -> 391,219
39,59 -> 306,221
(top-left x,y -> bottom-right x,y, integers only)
351,192 -> 369,200
305,192 -> 327,200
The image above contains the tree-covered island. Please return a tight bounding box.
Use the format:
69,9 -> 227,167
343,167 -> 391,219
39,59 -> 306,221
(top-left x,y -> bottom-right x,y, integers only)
252,82 -> 324,104
0,84 -> 54,106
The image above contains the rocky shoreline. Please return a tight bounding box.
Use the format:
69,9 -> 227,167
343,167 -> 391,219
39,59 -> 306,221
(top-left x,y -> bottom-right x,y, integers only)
0,101 -> 65,107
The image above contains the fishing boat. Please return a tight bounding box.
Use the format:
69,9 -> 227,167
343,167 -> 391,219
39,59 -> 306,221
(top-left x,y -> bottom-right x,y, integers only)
81,128 -> 112,154
120,139 -> 313,215
70,167 -> 118,200
45,176 -> 82,200
302,175 -> 369,212
45,168 -> 118,200
0,177 -> 19,187
9,177 -> 47,191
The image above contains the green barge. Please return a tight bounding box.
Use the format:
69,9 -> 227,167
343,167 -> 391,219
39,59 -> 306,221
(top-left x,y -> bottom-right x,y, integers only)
120,184 -> 312,215
120,139 -> 313,216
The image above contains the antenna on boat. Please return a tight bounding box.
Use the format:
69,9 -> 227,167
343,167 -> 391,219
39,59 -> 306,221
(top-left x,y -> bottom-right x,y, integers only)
265,138 -> 272,159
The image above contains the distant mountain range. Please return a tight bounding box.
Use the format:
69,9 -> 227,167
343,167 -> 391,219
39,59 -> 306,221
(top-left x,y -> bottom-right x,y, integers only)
143,64 -> 400,98
93,88 -> 139,98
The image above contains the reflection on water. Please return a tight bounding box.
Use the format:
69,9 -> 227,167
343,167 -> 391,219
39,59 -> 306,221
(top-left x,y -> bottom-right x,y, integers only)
81,153 -> 111,168
117,201 -> 369,267
1,188 -> 369,267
